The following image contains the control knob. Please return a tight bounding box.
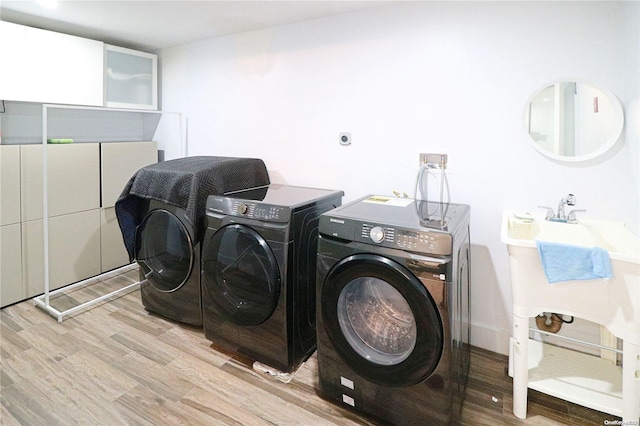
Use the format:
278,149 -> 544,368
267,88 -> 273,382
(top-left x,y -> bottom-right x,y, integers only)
237,203 -> 249,215
370,226 -> 385,243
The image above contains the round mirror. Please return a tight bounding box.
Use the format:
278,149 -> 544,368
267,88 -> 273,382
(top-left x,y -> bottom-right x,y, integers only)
524,80 -> 624,162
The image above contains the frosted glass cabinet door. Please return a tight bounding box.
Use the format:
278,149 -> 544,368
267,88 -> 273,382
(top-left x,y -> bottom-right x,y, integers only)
105,45 -> 158,110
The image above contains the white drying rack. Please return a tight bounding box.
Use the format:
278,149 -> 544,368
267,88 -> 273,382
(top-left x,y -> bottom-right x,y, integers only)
32,104 -> 185,322
33,264 -> 140,322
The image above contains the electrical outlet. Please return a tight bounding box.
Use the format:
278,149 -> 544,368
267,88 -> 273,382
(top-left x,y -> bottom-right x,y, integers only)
419,153 -> 448,168
339,132 -> 351,146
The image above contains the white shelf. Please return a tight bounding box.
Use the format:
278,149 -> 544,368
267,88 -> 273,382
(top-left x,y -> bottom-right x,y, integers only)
526,339 -> 629,417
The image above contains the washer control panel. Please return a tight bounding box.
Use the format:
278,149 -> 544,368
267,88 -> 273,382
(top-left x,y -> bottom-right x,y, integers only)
320,214 -> 452,256
206,196 -> 290,223
360,223 -> 451,255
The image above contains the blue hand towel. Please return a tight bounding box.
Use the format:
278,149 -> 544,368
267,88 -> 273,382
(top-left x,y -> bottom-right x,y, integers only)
536,241 -> 613,283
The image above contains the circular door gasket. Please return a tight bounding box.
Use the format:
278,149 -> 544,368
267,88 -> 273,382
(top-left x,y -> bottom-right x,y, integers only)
321,253 -> 443,387
202,224 -> 281,326
135,209 -> 194,293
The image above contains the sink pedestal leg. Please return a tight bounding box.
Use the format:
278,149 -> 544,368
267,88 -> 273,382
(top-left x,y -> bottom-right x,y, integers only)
622,340 -> 640,423
512,314 -> 529,419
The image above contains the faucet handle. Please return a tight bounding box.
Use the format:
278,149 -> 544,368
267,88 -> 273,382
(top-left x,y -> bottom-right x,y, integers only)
538,205 -> 555,220
567,209 -> 586,223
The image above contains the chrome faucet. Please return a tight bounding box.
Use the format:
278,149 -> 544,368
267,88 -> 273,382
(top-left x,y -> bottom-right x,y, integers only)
538,194 -> 585,223
556,193 -> 576,221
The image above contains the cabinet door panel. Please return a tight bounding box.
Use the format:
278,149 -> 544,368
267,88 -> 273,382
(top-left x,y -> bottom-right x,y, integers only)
21,144 -> 100,221
101,207 -> 129,272
1,145 -> 21,226
25,26 -> 104,106
1,223 -> 24,307
101,141 -> 157,208
22,210 -> 101,296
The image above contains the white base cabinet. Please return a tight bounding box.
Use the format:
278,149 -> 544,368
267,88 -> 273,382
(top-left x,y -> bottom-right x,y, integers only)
101,207 -> 129,273
22,211 -> 102,296
0,146 -> 24,307
0,223 -> 24,306
20,144 -> 101,222
1,145 -> 21,227
1,141 -> 157,308
101,141 -> 157,208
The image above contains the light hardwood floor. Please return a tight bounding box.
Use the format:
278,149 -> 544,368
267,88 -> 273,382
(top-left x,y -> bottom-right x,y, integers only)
1,267 -> 622,425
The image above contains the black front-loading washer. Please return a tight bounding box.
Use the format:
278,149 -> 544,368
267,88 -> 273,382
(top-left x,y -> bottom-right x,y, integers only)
316,195 -> 471,425
201,184 -> 343,372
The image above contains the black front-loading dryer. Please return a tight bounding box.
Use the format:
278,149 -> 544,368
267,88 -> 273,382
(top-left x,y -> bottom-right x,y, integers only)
201,184 -> 343,372
316,195 -> 471,425
135,200 -> 202,325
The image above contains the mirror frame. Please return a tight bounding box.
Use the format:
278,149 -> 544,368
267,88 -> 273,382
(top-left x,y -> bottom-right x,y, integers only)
523,79 -> 624,163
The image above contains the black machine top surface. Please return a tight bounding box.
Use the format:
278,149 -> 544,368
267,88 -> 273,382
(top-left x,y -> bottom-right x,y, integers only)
206,184 -> 344,223
319,195 -> 470,256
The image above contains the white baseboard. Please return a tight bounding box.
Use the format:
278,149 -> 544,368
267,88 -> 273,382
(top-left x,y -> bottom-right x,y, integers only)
470,322 -> 511,356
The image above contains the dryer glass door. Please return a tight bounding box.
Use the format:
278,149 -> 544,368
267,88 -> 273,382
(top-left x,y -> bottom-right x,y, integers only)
135,209 -> 194,292
322,253 -> 444,387
202,224 -> 281,326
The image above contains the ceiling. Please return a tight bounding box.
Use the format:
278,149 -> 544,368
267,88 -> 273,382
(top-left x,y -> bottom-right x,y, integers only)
0,0 -> 391,52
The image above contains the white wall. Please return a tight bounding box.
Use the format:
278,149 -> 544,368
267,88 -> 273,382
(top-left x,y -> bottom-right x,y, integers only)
159,1 -> 640,354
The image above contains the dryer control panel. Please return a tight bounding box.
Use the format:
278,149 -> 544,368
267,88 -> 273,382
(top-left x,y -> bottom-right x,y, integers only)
206,196 -> 291,223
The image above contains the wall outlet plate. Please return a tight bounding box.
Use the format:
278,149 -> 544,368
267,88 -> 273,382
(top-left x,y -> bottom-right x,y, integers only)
419,153 -> 447,168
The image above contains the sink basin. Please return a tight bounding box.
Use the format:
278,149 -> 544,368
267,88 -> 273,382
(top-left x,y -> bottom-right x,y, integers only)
500,209 -> 640,342
501,211 -> 640,263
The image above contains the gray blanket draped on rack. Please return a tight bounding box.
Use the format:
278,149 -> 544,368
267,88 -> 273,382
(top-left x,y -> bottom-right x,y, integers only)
115,156 -> 270,260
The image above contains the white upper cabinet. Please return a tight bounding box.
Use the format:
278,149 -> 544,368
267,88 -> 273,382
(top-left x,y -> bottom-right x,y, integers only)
0,22 -> 28,102
0,21 -> 104,106
105,45 -> 158,110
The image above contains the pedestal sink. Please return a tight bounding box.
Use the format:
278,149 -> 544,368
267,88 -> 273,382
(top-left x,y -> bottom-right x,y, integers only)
501,210 -> 639,422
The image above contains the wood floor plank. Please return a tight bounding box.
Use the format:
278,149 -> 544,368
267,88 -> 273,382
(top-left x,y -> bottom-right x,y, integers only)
156,326 -> 230,368
16,322 -> 83,362
0,321 -> 32,360
113,384 -> 215,426
111,351 -> 197,403
110,327 -> 185,366
181,385 -> 273,426
57,349 -> 139,401
1,378 -> 70,425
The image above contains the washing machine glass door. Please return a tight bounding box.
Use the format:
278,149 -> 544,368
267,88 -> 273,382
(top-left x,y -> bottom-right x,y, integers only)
202,224 -> 281,326
135,209 -> 194,292
322,253 -> 443,387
